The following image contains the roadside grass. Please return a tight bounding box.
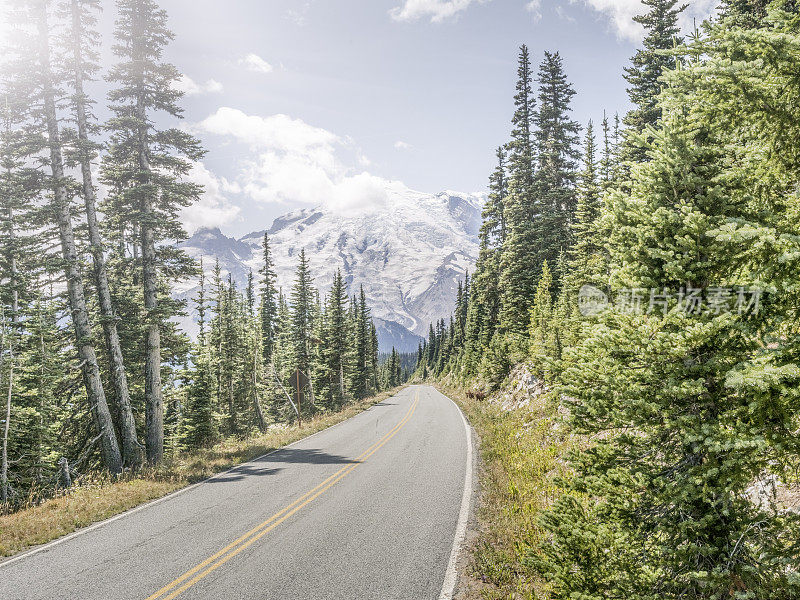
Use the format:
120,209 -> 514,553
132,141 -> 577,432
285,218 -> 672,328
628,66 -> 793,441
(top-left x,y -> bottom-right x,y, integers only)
0,387 -> 402,558
437,383 -> 575,600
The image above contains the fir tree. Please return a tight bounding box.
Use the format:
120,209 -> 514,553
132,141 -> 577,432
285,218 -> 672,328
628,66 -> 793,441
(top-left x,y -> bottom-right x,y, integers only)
542,34 -> 800,592
182,344 -> 216,449
622,0 -> 686,161
533,51 -> 581,273
466,148 -> 508,364
103,0 -> 204,464
317,270 -> 350,408
600,111 -> 615,189
32,0 -> 123,474
351,286 -> 372,398
259,233 -> 279,365
13,294 -> 68,489
528,260 -> 555,374
499,45 -> 538,334
290,249 -> 314,379
246,270 -> 255,316
369,320 -> 379,391
64,0 -> 140,468
719,0 -> 769,28
196,259 -> 207,345
567,120 -> 603,290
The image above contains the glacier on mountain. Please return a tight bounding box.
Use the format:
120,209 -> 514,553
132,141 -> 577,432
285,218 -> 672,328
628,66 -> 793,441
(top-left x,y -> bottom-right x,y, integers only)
175,184 -> 483,352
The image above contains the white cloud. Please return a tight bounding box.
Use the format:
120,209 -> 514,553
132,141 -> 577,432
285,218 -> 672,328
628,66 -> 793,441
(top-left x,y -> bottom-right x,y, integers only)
555,4 -> 575,23
580,0 -> 718,41
390,0 -> 490,23
525,0 -> 542,23
394,140 -> 412,150
325,172 -> 393,216
174,75 -> 223,96
286,2 -> 311,25
238,53 -> 274,73
199,108 -> 338,156
196,107 -> 402,216
181,162 -> 241,233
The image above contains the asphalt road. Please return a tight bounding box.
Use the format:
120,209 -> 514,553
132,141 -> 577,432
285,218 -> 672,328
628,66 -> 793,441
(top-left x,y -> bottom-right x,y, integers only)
0,385 -> 474,600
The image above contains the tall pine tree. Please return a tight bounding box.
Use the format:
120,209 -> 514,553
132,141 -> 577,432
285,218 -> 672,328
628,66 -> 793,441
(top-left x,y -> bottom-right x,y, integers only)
499,45 -> 538,335
103,0 -> 204,464
622,0 -> 685,162
534,51 -> 581,275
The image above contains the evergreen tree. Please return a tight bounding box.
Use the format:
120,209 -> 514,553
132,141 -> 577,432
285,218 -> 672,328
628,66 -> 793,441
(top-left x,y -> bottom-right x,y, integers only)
351,286 -> 372,398
12,294 -> 69,490
622,0 -> 686,161
259,233 -> 278,364
528,261 -> 556,374
369,320 -> 379,392
317,270 -> 349,408
32,0 -> 122,474
466,148 -> 508,365
270,290 -> 294,420
196,258 -> 207,345
499,45 -> 538,334
600,111 -> 617,190
426,323 -> 437,366
246,270 -> 255,315
222,274 -> 238,434
542,25 -> 800,591
290,249 -> 314,379
533,51 -> 581,273
102,0 -> 204,464
0,27 -> 34,502
720,0 -> 769,27
182,344 -> 216,449
483,147 -> 508,248
567,120 -> 603,290
209,259 -> 223,416
63,0 -> 140,468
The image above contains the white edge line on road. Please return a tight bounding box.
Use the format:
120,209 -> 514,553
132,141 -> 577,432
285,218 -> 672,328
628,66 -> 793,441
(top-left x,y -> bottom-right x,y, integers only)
0,387 -> 413,570
439,388 -> 475,600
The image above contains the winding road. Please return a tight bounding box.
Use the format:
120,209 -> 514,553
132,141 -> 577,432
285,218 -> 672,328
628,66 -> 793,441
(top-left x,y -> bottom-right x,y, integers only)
0,385 -> 474,600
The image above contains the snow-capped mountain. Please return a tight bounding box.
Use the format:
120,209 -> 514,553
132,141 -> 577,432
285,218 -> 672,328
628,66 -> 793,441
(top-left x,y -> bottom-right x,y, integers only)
174,184 -> 484,352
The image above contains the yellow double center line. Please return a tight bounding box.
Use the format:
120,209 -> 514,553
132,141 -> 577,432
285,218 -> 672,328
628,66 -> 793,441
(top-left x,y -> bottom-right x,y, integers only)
145,391 -> 420,600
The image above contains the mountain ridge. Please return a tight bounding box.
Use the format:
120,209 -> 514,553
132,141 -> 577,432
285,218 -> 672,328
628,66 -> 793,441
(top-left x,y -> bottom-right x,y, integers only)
174,186 -> 483,352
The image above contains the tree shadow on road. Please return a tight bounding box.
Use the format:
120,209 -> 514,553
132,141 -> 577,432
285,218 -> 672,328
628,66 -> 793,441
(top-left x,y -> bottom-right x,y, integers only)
206,464 -> 283,483
205,447 -> 362,483
258,448 -> 360,466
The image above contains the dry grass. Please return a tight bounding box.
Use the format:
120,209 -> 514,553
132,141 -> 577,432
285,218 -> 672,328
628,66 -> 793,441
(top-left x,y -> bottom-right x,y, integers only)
0,388 -> 401,558
437,384 -> 575,600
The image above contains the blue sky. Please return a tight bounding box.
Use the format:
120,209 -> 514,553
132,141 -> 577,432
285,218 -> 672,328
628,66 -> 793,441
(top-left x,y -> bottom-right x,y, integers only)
4,0 -> 720,237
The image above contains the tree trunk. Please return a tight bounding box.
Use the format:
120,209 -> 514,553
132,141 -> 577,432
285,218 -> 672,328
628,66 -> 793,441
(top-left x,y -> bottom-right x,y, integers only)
1,305 -> 11,504
140,187 -> 162,463
1,139 -> 18,504
135,82 -> 163,466
1,359 -> 12,505
36,1 -> 122,474
228,376 -> 235,435
252,354 -> 267,433
339,363 -> 345,404
69,0 -> 141,469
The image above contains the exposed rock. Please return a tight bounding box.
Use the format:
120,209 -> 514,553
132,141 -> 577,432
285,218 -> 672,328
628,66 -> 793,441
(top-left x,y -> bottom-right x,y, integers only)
487,364 -> 549,412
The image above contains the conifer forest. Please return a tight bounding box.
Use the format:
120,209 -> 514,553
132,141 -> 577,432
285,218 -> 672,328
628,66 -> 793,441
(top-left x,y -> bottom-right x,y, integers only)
417,1 -> 800,597
0,0 -> 405,511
